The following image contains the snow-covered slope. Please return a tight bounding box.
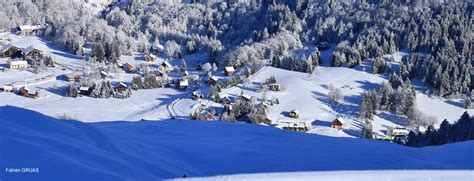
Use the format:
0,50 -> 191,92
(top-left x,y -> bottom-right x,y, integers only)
0,106 -> 472,180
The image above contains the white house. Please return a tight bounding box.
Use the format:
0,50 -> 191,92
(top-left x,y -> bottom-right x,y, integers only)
8,60 -> 28,70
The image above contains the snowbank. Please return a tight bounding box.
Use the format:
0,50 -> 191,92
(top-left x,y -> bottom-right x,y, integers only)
0,106 -> 472,180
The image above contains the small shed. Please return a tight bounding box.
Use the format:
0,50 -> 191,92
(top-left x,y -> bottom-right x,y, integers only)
224,66 -> 235,76
268,84 -> 281,91
192,91 -> 204,100
178,79 -> 189,89
241,94 -> 252,101
162,60 -> 173,72
200,111 -> 215,121
79,86 -> 90,95
2,85 -> 14,92
100,71 -> 108,79
18,86 -> 29,95
146,53 -> 157,62
331,117 -> 345,129
208,76 -> 218,84
288,109 -> 300,119
222,97 -> 232,105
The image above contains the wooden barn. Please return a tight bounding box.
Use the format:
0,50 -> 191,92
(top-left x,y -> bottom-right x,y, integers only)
331,117 -> 345,129
162,60 -> 173,72
66,73 -> 80,83
241,94 -> 252,101
224,66 -> 235,76
208,76 -> 218,85
288,109 -> 300,119
0,44 -> 22,58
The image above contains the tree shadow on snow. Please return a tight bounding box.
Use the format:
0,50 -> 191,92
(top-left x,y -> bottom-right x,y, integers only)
355,80 -> 380,91
444,100 -> 464,109
376,112 -> 408,126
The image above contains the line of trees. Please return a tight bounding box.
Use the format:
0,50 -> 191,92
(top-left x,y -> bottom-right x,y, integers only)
406,112 -> 474,147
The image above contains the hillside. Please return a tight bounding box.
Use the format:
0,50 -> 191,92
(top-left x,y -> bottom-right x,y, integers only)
0,106 -> 473,180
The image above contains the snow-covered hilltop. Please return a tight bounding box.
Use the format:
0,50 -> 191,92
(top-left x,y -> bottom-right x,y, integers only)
0,106 -> 472,180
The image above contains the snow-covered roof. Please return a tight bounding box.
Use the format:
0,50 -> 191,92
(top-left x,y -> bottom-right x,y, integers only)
210,76 -> 218,81
19,86 -> 29,91
162,61 -> 172,68
334,117 -> 346,124
9,60 -> 28,65
1,44 -> 19,53
18,25 -> 43,31
241,94 -> 251,100
79,87 -> 90,91
153,42 -> 164,50
225,66 -> 235,72
119,82 -> 128,88
179,80 -> 189,87
147,54 -> 157,59
3,85 -> 13,91
22,46 -> 42,54
100,71 -> 108,75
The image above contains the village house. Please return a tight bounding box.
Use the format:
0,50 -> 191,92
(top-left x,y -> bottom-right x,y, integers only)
281,122 -> 312,132
268,83 -> 281,91
100,71 -> 108,79
152,42 -> 164,52
288,109 -> 300,118
66,73 -> 80,83
224,66 -> 235,76
241,94 -> 252,101
162,60 -> 173,72
79,86 -> 91,96
2,85 -> 15,92
191,91 -> 204,100
178,79 -> 189,89
115,82 -> 128,92
263,117 -> 272,125
155,69 -> 164,77
200,111 -> 216,121
388,127 -> 409,140
22,46 -> 44,59
123,63 -> 134,73
0,44 -> 22,58
145,53 -> 157,62
16,25 -> 44,36
182,70 -> 189,77
222,96 -> 232,105
18,86 -> 29,95
8,60 -> 28,70
331,117 -> 346,129
208,76 -> 218,85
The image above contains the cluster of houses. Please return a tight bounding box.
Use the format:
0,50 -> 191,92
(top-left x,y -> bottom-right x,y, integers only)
1,84 -> 40,99
275,109 -> 347,132
0,44 -> 46,71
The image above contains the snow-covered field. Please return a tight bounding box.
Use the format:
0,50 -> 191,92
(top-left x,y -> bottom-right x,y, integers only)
219,65 -> 474,138
0,106 -> 472,180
